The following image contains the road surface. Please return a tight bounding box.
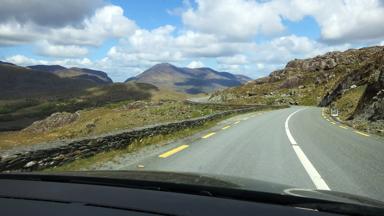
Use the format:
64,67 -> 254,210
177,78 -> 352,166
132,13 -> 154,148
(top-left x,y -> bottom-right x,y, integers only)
105,107 -> 384,201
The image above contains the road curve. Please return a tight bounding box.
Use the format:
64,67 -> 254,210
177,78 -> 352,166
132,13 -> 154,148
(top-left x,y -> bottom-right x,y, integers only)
115,107 -> 384,202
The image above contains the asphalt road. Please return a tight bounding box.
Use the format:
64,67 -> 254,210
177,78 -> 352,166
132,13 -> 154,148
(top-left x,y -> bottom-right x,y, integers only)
114,107 -> 384,201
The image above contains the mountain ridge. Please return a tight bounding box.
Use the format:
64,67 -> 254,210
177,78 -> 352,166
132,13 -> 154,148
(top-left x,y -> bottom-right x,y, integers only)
125,63 -> 251,94
27,65 -> 113,84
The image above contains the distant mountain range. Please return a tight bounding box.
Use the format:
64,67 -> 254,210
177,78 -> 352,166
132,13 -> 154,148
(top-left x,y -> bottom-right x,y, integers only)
0,61 -> 251,99
126,63 -> 251,94
0,60 -> 252,131
0,63 -> 107,100
0,61 -> 159,131
27,65 -> 113,84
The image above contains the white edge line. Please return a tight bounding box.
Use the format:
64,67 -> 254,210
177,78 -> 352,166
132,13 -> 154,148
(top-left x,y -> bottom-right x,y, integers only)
284,109 -> 302,145
285,109 -> 330,191
292,145 -> 330,190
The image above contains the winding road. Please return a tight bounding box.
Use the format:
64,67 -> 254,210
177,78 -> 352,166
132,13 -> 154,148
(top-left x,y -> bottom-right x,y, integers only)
112,107 -> 384,201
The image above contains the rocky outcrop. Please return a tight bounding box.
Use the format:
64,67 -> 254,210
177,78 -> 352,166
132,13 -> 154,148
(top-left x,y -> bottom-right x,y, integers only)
0,105 -> 286,172
354,59 -> 384,122
23,112 -> 79,133
212,46 -> 383,104
209,45 -> 383,133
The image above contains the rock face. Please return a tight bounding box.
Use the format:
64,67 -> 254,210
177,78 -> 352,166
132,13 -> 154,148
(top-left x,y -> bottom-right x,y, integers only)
210,45 -> 384,132
354,62 -> 384,122
125,63 -> 251,94
23,112 -> 79,133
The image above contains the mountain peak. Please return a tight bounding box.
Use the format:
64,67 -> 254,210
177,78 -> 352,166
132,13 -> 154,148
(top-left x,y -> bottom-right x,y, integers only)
126,63 -> 251,94
150,63 -> 177,69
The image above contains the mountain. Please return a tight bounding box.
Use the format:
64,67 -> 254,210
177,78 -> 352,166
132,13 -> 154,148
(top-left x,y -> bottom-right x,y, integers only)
0,61 -> 16,66
27,65 -> 66,73
125,63 -> 251,94
210,45 -> 384,133
0,61 -> 159,131
27,65 -> 113,84
0,63 -> 100,100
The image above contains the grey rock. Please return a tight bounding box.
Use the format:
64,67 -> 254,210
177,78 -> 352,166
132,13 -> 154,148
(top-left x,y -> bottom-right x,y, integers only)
24,161 -> 36,168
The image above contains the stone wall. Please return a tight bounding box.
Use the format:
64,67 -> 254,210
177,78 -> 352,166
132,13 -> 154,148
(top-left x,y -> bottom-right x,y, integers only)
0,105 -> 286,172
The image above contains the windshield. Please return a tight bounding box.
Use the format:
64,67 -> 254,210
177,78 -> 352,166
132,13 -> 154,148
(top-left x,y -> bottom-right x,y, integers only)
0,0 -> 384,209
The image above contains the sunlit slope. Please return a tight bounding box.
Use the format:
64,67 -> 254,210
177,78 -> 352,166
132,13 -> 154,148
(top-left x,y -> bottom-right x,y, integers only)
0,66 -> 160,131
210,46 -> 383,119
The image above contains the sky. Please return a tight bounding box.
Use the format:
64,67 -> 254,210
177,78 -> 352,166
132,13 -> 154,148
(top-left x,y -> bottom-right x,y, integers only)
1,0 -> 384,82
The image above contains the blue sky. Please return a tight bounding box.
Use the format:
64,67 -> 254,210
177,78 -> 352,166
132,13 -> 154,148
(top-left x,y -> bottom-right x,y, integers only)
1,0 -> 383,81
109,0 -> 183,29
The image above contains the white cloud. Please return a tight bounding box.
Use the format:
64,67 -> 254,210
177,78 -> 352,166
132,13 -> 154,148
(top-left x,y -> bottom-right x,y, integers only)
4,55 -> 48,66
46,5 -> 137,47
36,41 -> 89,57
256,63 -> 265,70
105,25 -> 184,69
104,25 -> 252,70
285,0 -> 384,43
0,5 -> 137,53
182,0 -> 285,41
182,0 -> 384,43
4,54 -> 94,68
248,34 -> 351,65
0,21 -> 41,46
217,54 -> 248,65
187,60 -> 204,68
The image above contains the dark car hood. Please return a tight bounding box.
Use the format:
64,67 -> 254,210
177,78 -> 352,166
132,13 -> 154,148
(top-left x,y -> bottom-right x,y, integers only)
3,170 -> 384,208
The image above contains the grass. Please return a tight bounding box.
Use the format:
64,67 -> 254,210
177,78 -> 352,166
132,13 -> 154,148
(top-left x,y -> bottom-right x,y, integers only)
0,101 -> 223,150
334,85 -> 366,120
0,82 -> 157,131
0,99 -> 40,115
210,58 -> 369,108
43,113 -> 238,172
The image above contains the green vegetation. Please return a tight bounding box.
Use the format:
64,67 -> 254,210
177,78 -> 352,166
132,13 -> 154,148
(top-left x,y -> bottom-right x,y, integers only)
0,101 -> 224,150
333,85 -> 366,120
210,46 -> 384,135
0,82 -> 160,131
0,99 -> 40,115
211,46 -> 381,109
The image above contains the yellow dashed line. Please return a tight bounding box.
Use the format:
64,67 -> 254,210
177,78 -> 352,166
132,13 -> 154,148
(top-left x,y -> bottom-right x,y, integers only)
159,145 -> 189,158
354,131 -> 370,137
202,132 -> 216,139
222,125 -> 231,130
339,125 -> 348,129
